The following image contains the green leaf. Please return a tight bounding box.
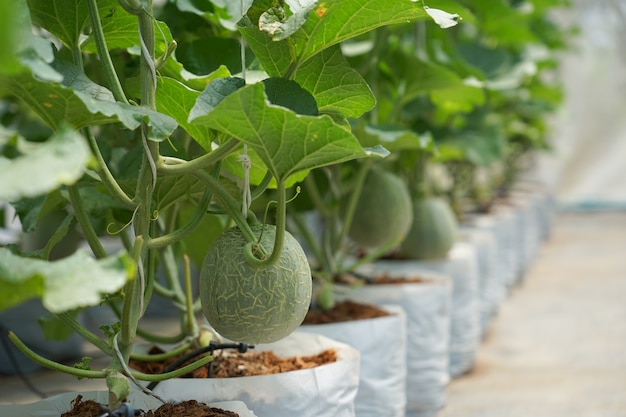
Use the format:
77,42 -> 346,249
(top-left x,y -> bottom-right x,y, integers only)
27,0 -> 87,48
188,77 -> 246,122
177,204 -> 227,268
355,125 -> 435,153
82,1 -> 173,56
239,21 -> 292,77
190,82 -> 372,182
39,312 -> 77,341
0,248 -> 135,313
11,191 -> 66,233
0,127 -> 90,202
154,175 -> 204,212
295,0 -> 428,63
429,83 -> 485,114
0,0 -> 27,75
155,77 -> 215,150
221,146 -> 308,189
175,37 -> 251,75
292,45 -> 375,118
262,77 -> 318,115
399,58 -> 465,105
0,60 -> 177,140
259,0 -> 317,41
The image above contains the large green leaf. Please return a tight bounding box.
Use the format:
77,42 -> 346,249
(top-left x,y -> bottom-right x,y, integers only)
292,45 -> 375,118
190,82 -> 381,182
155,77 -> 215,150
0,60 -> 177,140
0,248 -> 135,313
294,0 -> 428,63
0,127 -> 90,202
27,0 -> 87,48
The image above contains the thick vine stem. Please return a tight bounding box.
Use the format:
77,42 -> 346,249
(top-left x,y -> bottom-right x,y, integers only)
8,332 -> 107,379
124,1 -> 158,364
118,0 -> 142,14
120,235 -> 144,362
242,179 -> 287,268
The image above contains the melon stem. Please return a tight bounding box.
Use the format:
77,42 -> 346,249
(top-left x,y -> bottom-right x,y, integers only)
243,179 -> 287,268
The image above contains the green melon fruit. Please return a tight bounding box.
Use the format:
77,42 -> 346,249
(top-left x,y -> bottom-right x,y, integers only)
398,197 -> 458,260
346,169 -> 413,249
199,225 -> 312,344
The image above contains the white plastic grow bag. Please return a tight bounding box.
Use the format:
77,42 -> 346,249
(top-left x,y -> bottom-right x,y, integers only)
458,227 -> 500,338
350,263 -> 452,417
299,304 -> 407,417
412,241 -> 481,378
148,332 -> 360,417
489,205 -> 522,293
0,390 -> 257,417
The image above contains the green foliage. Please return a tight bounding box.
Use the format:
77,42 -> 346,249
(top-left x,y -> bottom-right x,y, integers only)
0,0 -> 571,398
0,248 -> 135,313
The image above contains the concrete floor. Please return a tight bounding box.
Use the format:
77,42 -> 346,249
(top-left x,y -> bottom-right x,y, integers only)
1,211 -> 625,415
438,211 -> 626,417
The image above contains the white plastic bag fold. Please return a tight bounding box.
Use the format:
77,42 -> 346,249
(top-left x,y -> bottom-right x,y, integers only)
299,304 -> 407,417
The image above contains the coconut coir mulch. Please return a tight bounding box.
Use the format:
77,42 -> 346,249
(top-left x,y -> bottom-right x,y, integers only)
61,395 -> 237,417
302,299 -> 389,324
130,346 -> 337,379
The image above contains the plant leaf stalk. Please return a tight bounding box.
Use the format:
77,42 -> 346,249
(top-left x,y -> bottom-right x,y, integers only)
87,0 -> 129,104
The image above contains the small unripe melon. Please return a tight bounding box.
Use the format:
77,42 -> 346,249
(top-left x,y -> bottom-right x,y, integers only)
398,197 -> 458,260
199,225 -> 312,344
346,169 -> 413,249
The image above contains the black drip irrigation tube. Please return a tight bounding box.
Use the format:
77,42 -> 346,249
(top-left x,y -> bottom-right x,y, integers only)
146,341 -> 253,391
98,402 -> 140,417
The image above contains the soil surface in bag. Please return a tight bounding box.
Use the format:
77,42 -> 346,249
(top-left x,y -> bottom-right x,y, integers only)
61,395 -> 238,417
130,347 -> 337,379
302,299 -> 389,324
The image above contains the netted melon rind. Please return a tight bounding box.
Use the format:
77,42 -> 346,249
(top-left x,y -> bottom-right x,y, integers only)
199,225 -> 312,344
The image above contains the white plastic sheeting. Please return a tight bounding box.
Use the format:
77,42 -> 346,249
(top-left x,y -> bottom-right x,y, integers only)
350,264 -> 452,417
149,332 -> 360,417
299,305 -> 407,417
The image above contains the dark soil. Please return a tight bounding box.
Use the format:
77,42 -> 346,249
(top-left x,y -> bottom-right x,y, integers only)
61,395 -> 237,417
130,346 -> 337,379
302,299 -> 389,324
